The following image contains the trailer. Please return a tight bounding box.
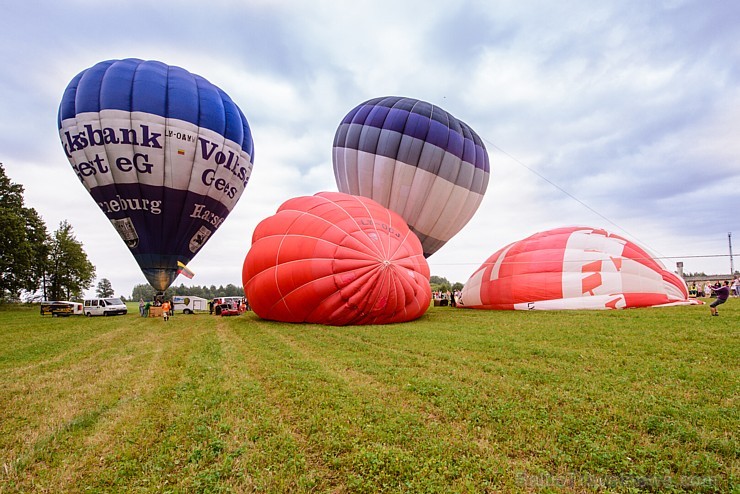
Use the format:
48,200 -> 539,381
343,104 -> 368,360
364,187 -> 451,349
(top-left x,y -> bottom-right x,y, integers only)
172,295 -> 208,314
40,301 -> 83,317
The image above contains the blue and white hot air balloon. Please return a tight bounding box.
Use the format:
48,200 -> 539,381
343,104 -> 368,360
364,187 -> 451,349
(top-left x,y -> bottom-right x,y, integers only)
58,58 -> 254,291
332,96 -> 490,257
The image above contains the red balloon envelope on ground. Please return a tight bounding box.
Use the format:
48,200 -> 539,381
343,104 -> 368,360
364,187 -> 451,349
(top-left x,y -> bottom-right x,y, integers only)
242,192 -> 431,325
458,226 -> 700,310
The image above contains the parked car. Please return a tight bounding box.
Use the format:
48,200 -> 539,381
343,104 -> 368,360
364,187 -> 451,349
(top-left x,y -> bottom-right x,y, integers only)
216,303 -> 241,316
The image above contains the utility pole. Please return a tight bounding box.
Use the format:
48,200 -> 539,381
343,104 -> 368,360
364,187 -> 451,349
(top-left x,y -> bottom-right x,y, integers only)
730,232 -> 735,276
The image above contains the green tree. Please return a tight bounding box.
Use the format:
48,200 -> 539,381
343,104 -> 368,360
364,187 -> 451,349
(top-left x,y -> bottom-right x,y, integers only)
0,164 -> 50,301
224,283 -> 241,296
430,275 -> 450,286
47,221 -> 95,301
25,209 -> 51,300
131,284 -> 156,302
429,276 -> 449,293
189,285 -> 205,298
96,278 -> 115,298
131,284 -> 173,302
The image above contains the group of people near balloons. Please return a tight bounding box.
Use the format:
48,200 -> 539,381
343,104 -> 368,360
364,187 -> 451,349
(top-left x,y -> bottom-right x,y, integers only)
138,298 -> 171,321
432,291 -> 459,307
689,280 -> 739,299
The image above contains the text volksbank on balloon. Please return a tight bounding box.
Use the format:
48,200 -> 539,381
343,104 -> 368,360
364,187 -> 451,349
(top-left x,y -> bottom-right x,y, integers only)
60,123 -> 250,199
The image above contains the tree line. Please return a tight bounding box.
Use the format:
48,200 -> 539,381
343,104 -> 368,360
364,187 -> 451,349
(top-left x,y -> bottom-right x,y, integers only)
132,280 -> 462,303
130,283 -> 244,302
0,164 -> 95,302
430,275 -> 463,293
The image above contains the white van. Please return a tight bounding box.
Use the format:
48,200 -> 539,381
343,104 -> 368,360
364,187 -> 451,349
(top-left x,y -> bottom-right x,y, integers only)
172,295 -> 208,314
83,298 -> 128,317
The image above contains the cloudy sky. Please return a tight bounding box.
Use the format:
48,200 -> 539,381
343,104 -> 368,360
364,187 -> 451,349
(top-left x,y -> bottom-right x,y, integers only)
2,0 -> 738,298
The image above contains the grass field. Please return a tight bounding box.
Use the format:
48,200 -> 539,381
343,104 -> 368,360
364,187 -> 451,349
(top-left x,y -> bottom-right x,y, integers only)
0,300 -> 737,493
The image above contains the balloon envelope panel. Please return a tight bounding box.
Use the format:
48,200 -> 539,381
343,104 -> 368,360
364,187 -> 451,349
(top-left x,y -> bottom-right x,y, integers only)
333,96 -> 490,258
242,191 -> 431,325
459,226 -> 698,310
58,59 -> 254,291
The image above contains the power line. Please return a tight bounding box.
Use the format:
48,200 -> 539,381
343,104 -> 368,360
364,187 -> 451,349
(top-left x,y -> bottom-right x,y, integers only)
431,253 -> 734,267
482,138 -> 668,259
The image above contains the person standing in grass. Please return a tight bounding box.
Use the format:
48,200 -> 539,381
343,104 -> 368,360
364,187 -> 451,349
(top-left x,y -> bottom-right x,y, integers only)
161,300 -> 171,321
139,298 -> 145,317
708,281 -> 730,316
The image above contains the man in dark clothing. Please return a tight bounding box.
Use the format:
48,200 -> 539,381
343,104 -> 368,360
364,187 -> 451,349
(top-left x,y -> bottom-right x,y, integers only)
709,281 -> 730,316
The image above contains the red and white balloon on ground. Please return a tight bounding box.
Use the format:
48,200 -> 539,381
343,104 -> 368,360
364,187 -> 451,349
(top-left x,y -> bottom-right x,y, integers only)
242,192 -> 431,325
458,226 -> 700,310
